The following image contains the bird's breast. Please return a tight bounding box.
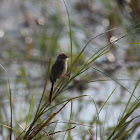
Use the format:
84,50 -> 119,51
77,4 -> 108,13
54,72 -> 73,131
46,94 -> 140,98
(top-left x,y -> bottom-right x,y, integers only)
60,60 -> 67,77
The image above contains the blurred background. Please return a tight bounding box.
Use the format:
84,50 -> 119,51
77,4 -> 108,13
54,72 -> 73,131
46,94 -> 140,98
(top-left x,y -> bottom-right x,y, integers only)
0,0 -> 140,139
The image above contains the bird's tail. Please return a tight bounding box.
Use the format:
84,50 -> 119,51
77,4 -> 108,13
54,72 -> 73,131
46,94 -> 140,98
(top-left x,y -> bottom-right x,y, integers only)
48,82 -> 54,104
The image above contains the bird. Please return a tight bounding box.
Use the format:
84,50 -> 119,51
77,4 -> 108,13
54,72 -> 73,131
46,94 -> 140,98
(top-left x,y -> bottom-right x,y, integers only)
48,52 -> 69,104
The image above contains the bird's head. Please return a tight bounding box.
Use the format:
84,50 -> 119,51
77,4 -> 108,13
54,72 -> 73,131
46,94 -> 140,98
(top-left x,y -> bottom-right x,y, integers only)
57,52 -> 69,61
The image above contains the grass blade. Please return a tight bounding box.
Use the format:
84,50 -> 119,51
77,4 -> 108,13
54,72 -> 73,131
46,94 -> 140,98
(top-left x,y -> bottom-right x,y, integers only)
63,0 -> 73,70
0,64 -> 13,140
26,92 -> 35,128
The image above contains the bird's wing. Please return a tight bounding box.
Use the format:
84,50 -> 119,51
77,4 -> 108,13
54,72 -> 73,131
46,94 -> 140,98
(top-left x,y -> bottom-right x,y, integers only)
50,62 -> 64,82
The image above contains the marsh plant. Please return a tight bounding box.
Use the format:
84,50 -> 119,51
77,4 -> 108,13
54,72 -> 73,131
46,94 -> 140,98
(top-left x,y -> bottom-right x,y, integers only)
0,1 -> 140,140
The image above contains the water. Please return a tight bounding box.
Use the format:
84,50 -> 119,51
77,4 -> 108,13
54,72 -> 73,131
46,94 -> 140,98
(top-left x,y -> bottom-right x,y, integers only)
0,0 -> 140,139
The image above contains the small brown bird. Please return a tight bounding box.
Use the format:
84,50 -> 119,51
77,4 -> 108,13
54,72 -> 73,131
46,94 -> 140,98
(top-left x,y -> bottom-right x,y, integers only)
48,53 -> 69,103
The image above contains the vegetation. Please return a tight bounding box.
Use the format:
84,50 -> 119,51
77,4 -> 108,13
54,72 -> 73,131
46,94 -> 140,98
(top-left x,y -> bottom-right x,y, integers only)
0,0 -> 140,139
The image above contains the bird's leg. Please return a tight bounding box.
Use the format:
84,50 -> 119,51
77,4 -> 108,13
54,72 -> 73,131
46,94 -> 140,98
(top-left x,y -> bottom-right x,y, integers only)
62,72 -> 70,78
65,73 -> 70,77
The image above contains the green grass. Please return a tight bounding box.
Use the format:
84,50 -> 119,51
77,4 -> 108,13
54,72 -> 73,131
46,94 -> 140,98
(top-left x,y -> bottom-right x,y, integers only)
0,1 -> 140,140
1,25 -> 139,139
